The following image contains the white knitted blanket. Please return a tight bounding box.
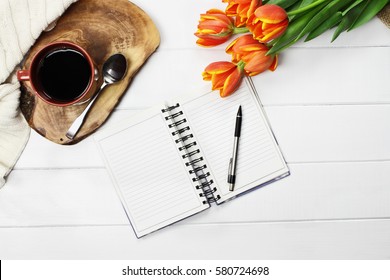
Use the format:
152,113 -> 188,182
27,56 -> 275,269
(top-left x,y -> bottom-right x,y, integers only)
0,0 -> 77,188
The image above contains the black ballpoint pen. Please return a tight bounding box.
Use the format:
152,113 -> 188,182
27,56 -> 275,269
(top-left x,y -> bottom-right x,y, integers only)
228,105 -> 242,191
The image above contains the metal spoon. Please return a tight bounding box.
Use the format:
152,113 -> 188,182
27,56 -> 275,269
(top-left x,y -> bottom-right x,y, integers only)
66,53 -> 127,140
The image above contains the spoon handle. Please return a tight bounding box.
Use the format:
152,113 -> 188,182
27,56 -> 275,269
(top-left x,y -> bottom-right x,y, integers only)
66,82 -> 108,140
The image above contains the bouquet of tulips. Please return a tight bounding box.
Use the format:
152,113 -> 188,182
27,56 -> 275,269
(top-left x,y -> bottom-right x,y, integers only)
195,0 -> 389,97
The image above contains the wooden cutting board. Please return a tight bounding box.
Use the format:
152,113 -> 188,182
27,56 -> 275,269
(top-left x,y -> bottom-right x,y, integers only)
19,0 -> 160,145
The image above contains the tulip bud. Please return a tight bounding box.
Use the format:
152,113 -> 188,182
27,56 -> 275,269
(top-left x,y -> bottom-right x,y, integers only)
195,9 -> 235,47
224,0 -> 262,27
247,4 -> 289,43
202,61 -> 245,97
226,34 -> 278,76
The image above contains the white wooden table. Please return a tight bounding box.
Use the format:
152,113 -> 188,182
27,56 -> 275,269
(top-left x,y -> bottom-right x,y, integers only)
1,0 -> 389,259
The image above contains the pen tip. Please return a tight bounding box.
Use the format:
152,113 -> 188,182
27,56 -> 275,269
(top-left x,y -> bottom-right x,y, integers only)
237,105 -> 242,116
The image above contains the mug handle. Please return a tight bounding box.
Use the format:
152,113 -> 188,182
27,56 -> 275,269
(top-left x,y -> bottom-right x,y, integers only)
17,70 -> 30,81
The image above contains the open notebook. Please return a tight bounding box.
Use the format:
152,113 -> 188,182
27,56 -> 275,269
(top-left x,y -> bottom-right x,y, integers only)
95,78 -> 289,238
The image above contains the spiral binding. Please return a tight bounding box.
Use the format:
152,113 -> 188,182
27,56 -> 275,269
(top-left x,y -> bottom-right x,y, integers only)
161,103 -> 220,204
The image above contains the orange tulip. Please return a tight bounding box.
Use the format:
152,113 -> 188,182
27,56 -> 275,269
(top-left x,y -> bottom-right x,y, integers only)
242,50 -> 278,76
247,4 -> 288,43
203,61 -> 245,97
223,0 -> 262,27
195,9 -> 235,47
226,34 -> 278,76
226,34 -> 267,62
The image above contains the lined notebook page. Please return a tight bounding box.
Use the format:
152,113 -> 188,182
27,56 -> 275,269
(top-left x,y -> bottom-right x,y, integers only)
180,78 -> 289,203
95,108 -> 209,238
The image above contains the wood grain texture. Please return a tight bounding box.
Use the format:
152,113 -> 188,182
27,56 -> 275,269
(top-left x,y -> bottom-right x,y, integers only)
3,161 -> 390,227
1,221 -> 390,259
19,0 -> 160,145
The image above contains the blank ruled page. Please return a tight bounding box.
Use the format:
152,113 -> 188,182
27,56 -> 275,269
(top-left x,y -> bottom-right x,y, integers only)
95,108 -> 209,237
180,79 -> 289,203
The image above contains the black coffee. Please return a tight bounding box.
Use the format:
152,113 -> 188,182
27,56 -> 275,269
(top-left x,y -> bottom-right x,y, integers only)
37,48 -> 91,102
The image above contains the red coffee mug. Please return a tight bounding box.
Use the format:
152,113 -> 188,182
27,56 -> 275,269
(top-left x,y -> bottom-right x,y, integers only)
17,41 -> 98,106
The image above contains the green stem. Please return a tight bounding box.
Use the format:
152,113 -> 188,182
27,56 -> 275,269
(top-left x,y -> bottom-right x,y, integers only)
233,26 -> 249,34
237,60 -> 246,71
287,0 -> 331,16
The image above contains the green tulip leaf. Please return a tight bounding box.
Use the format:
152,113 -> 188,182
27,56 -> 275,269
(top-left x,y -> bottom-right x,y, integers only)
349,0 -> 390,30
296,0 -> 355,41
266,0 -> 302,9
342,0 -> 366,16
267,1 -> 328,55
331,1 -> 368,42
305,11 -> 342,42
267,0 -> 389,55
288,0 -> 316,22
297,0 -> 354,40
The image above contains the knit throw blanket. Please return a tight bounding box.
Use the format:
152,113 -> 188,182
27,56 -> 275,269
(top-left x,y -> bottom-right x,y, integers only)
0,0 -> 77,188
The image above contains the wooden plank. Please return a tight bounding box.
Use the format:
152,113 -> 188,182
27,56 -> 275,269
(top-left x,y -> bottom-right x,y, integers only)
0,220 -> 389,259
0,169 -> 127,227
15,104 -> 390,169
265,104 -> 390,162
118,47 -> 390,108
253,47 -> 390,105
3,161 -> 390,227
14,110 -> 139,169
15,130 -> 104,169
131,0 -> 226,50
194,161 -> 390,224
